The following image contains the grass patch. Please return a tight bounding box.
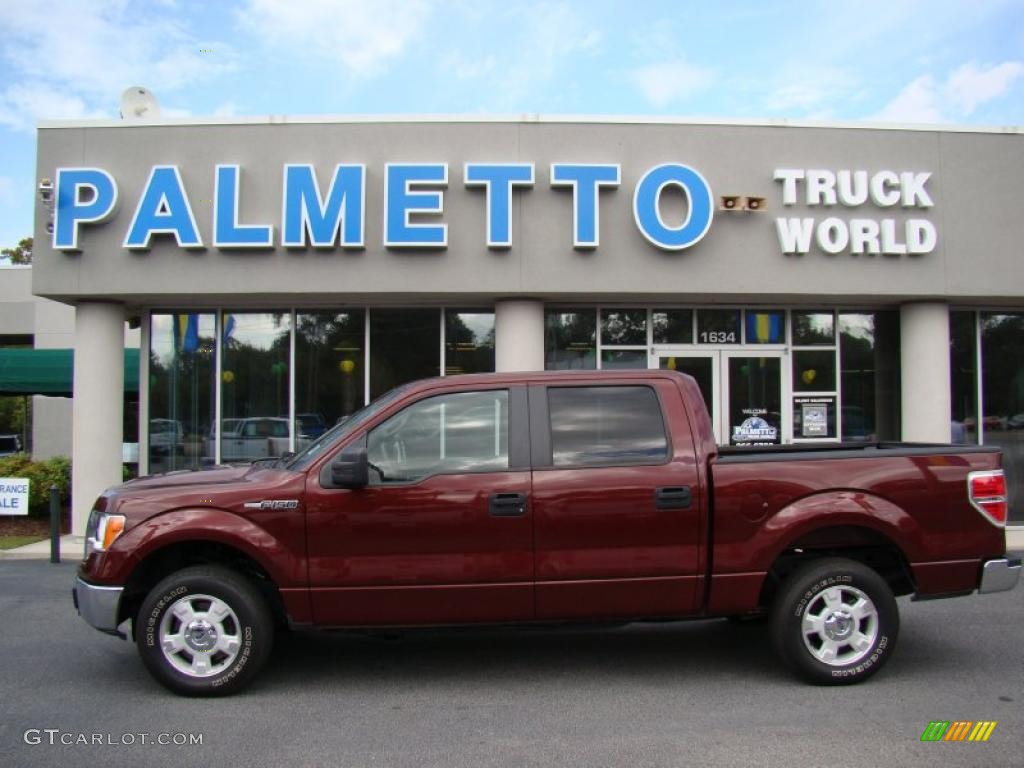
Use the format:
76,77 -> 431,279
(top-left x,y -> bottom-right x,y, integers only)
0,535 -> 45,550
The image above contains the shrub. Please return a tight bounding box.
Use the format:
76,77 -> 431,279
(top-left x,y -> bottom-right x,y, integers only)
0,453 -> 71,517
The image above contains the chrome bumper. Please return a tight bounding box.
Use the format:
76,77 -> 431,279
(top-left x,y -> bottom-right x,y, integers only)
979,557 -> 1022,594
72,577 -> 124,635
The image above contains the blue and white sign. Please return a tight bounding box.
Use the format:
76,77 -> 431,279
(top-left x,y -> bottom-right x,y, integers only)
0,477 -> 29,516
51,161 -> 716,254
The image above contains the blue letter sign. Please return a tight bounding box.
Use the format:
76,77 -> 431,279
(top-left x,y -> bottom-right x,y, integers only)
632,164 -> 713,251
384,164 -> 448,248
282,164 -> 365,248
53,168 -> 118,250
464,163 -> 535,248
124,166 -> 203,249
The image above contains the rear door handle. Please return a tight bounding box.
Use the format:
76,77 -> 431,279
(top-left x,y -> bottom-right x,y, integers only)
489,492 -> 528,517
655,486 -> 692,510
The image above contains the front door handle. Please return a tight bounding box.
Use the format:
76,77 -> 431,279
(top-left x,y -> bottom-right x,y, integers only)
489,491 -> 528,517
655,486 -> 692,510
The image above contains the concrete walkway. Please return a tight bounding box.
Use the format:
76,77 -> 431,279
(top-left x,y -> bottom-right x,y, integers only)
3,530 -> 1022,562
0,534 -> 84,561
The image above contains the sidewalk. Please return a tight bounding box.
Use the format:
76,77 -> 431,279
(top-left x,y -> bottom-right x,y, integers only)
0,535 -> 84,561
4,530 -> 1022,561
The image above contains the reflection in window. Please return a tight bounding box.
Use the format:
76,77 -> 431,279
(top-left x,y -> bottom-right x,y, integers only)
839,312 -> 900,442
601,309 -> 647,346
652,310 -> 693,344
220,312 -> 291,462
149,313 -> 215,472
370,309 -> 440,399
367,390 -> 509,483
295,311 -> 365,440
445,310 -> 495,375
548,386 -> 667,466
949,311 -> 977,445
601,350 -> 647,369
980,312 -> 1024,522
545,309 -> 596,370
793,311 -> 835,345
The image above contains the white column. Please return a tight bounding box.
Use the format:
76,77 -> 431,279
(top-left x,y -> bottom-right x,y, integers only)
495,299 -> 545,372
900,302 -> 951,443
72,302 -> 125,535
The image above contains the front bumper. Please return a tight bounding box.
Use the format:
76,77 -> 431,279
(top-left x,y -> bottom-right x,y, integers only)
978,556 -> 1022,594
72,577 -> 124,635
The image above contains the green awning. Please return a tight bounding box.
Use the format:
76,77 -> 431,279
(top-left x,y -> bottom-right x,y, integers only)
0,348 -> 139,395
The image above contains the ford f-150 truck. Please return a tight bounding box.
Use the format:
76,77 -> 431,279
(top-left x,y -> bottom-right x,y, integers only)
73,370 -> 1021,696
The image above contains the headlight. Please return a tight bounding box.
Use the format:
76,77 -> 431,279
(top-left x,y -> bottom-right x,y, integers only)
85,513 -> 127,555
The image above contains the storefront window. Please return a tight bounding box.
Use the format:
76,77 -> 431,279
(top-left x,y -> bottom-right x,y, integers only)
295,311 -> 365,441
545,309 -> 596,370
949,311 -> 978,445
600,309 -> 647,346
149,313 -> 216,472
220,312 -> 291,463
445,310 -> 495,375
696,309 -> 740,345
839,312 -> 900,442
370,308 -> 440,399
792,350 -> 836,392
652,310 -> 693,345
601,350 -> 647,369
792,311 -> 835,345
980,312 -> 1024,522
744,311 -> 786,344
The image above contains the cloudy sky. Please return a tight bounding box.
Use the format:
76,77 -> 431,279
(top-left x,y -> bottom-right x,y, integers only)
1,0 -> 1022,250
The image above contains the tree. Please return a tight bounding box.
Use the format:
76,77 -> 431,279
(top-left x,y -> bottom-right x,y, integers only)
1,237 -> 32,264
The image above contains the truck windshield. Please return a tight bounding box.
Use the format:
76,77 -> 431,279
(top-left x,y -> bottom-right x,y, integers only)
284,384 -> 411,472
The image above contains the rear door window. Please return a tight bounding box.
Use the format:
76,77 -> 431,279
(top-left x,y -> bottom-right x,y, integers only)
547,385 -> 668,467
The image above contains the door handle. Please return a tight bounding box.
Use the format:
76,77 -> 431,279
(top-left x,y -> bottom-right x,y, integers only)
655,486 -> 692,510
489,492 -> 528,517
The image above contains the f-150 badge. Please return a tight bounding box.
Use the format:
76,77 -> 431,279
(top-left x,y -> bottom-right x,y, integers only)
243,500 -> 300,510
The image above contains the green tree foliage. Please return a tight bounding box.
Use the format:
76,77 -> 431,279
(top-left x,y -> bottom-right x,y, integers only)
1,237 -> 32,264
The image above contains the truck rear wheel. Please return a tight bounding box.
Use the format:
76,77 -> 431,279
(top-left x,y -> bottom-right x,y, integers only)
136,565 -> 273,696
771,557 -> 898,685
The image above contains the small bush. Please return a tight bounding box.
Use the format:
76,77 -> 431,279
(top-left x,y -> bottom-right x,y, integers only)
0,453 -> 71,517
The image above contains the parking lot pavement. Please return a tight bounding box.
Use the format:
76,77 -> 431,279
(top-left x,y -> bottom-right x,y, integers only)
1,560 -> 1021,768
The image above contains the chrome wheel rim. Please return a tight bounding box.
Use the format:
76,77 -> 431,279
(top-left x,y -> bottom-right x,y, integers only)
800,585 -> 878,666
159,593 -> 241,678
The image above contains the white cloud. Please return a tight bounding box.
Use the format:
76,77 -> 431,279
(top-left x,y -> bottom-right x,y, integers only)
239,0 -> 431,76
946,61 -> 1024,114
0,83 -> 110,130
627,58 -> 715,110
0,0 -> 237,129
873,60 -> 1024,123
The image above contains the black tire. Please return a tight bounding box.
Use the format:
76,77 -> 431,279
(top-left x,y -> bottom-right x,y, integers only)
136,565 -> 273,696
771,557 -> 898,685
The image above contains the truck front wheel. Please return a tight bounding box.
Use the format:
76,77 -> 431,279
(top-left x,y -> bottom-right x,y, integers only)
136,565 -> 273,696
770,557 -> 898,685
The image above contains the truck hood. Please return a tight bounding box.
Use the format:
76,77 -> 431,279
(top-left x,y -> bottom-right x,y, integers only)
103,464 -> 306,524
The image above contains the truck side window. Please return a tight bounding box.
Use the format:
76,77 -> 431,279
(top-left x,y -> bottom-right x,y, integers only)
548,385 -> 668,467
367,390 -> 509,483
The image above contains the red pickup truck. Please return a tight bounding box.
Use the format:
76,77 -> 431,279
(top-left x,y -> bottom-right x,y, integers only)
73,370 -> 1020,695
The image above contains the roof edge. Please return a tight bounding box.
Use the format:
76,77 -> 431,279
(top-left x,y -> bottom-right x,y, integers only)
36,113 -> 1024,135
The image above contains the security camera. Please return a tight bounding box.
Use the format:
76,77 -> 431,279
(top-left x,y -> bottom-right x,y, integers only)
38,178 -> 54,204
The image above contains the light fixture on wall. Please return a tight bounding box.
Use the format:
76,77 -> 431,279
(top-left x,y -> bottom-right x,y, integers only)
719,195 -> 742,211
744,196 -> 767,212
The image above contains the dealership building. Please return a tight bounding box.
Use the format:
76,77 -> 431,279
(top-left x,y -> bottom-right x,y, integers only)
6,115 -> 1023,533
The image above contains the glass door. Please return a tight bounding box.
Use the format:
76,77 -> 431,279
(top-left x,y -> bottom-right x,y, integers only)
722,351 -> 788,446
654,351 -> 722,443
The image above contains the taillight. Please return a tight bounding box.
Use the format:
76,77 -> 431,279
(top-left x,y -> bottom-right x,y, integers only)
968,469 -> 1008,527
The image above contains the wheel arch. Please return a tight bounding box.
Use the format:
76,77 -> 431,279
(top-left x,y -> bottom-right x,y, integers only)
118,539 -> 289,634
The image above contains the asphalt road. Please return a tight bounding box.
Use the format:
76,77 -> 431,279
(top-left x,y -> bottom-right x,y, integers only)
0,560 -> 1020,768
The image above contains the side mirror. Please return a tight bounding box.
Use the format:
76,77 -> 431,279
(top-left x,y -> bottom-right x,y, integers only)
327,443 -> 368,489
